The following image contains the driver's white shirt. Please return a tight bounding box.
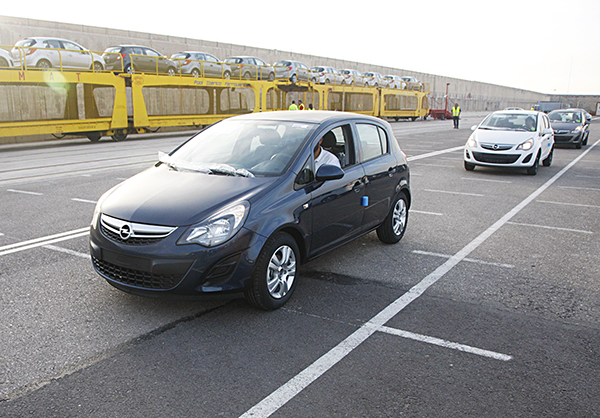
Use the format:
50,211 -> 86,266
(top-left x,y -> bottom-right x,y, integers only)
315,147 -> 341,170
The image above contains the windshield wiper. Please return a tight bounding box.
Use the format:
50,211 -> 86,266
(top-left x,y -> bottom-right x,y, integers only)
157,152 -> 254,178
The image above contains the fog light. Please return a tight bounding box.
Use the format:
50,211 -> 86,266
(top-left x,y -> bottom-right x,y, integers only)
522,153 -> 532,164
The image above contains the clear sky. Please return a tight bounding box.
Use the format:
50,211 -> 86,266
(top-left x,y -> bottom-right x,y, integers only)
3,0 -> 599,95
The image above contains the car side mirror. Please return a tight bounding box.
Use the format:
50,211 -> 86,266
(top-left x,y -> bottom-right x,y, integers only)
315,165 -> 344,181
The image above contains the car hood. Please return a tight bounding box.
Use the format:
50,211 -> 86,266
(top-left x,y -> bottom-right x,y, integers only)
101,165 -> 276,226
473,129 -> 535,145
550,122 -> 581,130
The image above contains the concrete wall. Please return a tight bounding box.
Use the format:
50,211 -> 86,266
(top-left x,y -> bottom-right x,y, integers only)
0,14 -> 554,111
1,14 -> 598,122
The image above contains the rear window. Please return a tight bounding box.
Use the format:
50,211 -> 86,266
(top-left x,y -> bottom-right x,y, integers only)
313,67 -> 325,72
15,39 -> 36,47
225,58 -> 243,64
104,47 -> 121,53
172,53 -> 190,59
275,61 -> 291,66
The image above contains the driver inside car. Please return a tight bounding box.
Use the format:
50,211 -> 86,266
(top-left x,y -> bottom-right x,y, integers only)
314,132 -> 342,170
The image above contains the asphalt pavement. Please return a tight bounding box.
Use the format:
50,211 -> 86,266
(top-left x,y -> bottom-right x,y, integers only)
1,113 -> 599,417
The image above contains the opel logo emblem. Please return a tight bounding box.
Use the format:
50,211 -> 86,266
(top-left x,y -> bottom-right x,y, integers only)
119,224 -> 132,240
493,144 -> 500,150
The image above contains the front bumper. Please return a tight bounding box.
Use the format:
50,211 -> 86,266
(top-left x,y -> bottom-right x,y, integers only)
89,220 -> 267,299
554,131 -> 584,145
464,147 -> 536,168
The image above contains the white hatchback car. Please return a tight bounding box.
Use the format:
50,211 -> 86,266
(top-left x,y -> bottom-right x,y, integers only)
11,37 -> 105,70
464,110 -> 554,175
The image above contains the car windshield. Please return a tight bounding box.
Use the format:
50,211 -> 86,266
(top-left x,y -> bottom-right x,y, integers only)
163,119 -> 317,177
479,113 -> 538,131
549,111 -> 582,123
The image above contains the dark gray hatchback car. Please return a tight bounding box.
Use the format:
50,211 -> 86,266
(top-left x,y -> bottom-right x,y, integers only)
90,111 -> 411,309
102,45 -> 177,75
548,108 -> 591,149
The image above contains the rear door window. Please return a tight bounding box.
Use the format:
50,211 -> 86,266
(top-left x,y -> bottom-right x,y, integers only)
356,124 -> 388,162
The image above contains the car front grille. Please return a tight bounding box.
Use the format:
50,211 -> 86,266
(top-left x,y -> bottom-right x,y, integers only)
472,152 -> 520,164
92,256 -> 184,290
480,143 -> 514,151
100,214 -> 176,246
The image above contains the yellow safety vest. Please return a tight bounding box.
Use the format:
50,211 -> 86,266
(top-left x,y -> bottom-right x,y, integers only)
289,103 -> 298,110
452,106 -> 461,117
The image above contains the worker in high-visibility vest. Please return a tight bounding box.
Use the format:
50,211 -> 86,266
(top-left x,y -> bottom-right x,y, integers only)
452,103 -> 461,129
289,100 -> 298,111
298,100 -> 305,110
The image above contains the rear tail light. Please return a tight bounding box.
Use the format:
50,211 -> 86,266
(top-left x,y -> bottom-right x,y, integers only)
288,66 -> 292,71
183,60 -> 191,65
26,48 -> 36,56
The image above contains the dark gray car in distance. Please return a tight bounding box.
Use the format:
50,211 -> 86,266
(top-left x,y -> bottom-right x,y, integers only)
89,111 -> 411,310
102,45 -> 177,75
548,108 -> 591,149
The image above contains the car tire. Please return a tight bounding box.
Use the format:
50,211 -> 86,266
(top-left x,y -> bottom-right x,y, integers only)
92,61 -> 104,71
583,132 -> 588,146
268,72 -> 274,81
245,232 -> 299,310
223,71 -> 231,79
243,72 -> 252,80
526,152 -> 540,175
0,57 -> 8,68
191,68 -> 200,77
291,74 -> 297,83
36,59 -> 52,69
167,67 -> 176,76
124,64 -> 133,74
542,146 -> 553,167
376,193 -> 409,244
464,161 -> 475,171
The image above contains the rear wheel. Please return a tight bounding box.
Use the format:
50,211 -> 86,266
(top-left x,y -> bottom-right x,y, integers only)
245,232 -> 299,310
0,57 -> 8,68
37,59 -> 51,69
92,61 -> 103,71
191,68 -> 200,77
376,193 -> 409,244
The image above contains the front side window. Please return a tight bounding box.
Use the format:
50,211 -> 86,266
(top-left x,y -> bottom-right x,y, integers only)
145,49 -> 160,57
315,125 -> 353,169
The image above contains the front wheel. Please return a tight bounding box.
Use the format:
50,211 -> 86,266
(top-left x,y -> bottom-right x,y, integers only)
37,59 -> 52,69
376,193 -> 409,244
245,232 -> 299,310
527,153 -> 540,175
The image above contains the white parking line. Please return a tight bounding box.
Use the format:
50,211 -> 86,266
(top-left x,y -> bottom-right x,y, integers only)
43,245 -> 90,259
413,163 -> 456,168
412,250 -> 514,268
537,200 -> 600,209
0,228 -> 89,256
461,177 -> 512,184
424,189 -> 484,197
411,210 -> 444,216
379,326 -> 513,361
507,222 -> 593,234
7,189 -> 44,196
239,138 -> 599,418
71,198 -> 98,204
406,146 -> 464,162
559,186 -> 600,192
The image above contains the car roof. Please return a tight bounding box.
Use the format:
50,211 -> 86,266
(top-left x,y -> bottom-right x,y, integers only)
230,110 -> 387,126
493,110 -> 540,116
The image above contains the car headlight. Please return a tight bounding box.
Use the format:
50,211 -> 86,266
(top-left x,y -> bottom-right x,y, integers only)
91,185 -> 120,228
517,138 -> 534,151
178,201 -> 249,247
571,126 -> 582,133
467,136 -> 477,148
